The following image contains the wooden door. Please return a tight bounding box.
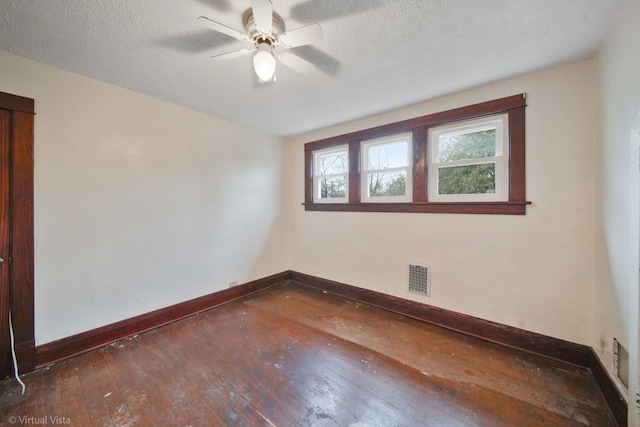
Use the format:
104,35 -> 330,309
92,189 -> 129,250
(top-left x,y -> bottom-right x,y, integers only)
0,92 -> 35,378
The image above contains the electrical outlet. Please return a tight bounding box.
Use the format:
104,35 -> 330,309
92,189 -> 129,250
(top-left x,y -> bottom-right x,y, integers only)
228,281 -> 238,288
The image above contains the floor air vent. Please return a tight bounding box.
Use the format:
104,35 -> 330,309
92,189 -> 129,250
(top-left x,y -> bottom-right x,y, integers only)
408,264 -> 430,296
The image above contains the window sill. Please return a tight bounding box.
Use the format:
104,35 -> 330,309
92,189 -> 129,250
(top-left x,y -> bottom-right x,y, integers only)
303,201 -> 532,215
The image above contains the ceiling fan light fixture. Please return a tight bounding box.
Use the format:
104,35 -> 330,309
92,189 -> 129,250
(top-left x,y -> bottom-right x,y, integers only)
200,0 -> 323,83
253,44 -> 276,82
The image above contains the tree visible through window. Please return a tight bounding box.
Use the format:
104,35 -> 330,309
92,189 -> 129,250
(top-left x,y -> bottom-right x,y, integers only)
429,114 -> 508,202
362,133 -> 412,202
438,130 -> 496,195
369,174 -> 406,197
313,145 -> 348,202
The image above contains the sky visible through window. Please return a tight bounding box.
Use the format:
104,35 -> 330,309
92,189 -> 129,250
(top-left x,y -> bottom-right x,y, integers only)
367,141 -> 408,169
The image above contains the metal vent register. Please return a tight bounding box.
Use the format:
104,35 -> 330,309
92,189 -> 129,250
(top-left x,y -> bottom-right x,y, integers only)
408,264 -> 431,296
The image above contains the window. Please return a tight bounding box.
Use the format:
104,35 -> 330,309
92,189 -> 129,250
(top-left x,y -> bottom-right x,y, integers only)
361,132 -> 413,203
428,114 -> 508,202
312,145 -> 349,203
304,94 -> 529,214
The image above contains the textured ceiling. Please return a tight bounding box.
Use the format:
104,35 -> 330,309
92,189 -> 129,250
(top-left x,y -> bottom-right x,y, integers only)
0,0 -> 628,136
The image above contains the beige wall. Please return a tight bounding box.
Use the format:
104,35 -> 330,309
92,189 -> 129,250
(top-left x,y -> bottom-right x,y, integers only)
1,51 -> 290,345
287,59 -> 596,346
594,0 -> 640,417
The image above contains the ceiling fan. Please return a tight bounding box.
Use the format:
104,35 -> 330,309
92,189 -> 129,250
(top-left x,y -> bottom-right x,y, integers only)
198,0 -> 324,83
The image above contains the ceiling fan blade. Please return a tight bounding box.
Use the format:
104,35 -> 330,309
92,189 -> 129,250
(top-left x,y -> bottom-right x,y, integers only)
251,0 -> 273,35
278,51 -> 315,75
198,16 -> 249,41
211,48 -> 255,60
279,23 -> 323,48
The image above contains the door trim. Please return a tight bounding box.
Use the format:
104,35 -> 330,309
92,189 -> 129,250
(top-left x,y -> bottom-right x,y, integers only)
0,92 -> 35,374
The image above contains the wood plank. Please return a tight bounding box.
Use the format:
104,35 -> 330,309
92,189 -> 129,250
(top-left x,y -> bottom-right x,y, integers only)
348,140 -> 360,203
303,200 -> 529,214
35,271 -> 288,366
249,284 -> 615,425
289,271 -> 593,366
9,111 -> 35,373
413,126 -> 427,202
0,92 -> 34,115
290,271 -> 626,424
509,105 -> 526,201
76,351 -> 124,425
1,283 -> 616,426
0,94 -> 36,378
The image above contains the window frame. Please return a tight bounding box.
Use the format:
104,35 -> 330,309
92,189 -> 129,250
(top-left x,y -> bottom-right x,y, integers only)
360,132 -> 413,203
303,94 -> 529,215
428,113 -> 509,202
312,144 -> 350,203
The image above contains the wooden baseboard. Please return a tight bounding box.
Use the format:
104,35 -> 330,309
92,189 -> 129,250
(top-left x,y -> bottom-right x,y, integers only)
288,271 -> 628,426
15,339 -> 35,374
32,269 -> 627,426
588,348 -> 628,427
288,271 -> 591,364
35,271 -> 289,367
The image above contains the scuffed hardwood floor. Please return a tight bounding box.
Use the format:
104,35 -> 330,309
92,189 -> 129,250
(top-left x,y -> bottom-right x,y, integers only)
0,283 -> 615,426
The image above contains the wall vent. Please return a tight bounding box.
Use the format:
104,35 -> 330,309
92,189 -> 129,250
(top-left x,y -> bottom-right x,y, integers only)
613,338 -> 629,390
408,264 -> 430,296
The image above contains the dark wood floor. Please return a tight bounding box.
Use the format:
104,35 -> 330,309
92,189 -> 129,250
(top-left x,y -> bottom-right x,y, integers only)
0,283 -> 615,426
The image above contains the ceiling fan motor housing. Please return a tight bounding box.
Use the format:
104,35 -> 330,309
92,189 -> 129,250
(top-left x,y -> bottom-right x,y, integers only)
244,11 -> 283,48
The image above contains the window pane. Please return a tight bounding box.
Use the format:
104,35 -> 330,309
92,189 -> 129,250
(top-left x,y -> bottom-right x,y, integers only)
368,171 -> 407,197
438,129 -> 496,162
318,151 -> 348,175
320,177 -> 347,198
438,163 -> 496,195
367,142 -> 408,169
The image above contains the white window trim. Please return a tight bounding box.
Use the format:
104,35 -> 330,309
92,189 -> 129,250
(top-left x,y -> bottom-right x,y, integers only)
361,132 -> 413,203
428,114 -> 509,202
312,144 -> 349,203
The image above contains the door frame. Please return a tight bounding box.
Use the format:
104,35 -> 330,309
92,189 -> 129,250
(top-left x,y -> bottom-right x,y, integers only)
630,110 -> 640,426
0,92 -> 35,375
